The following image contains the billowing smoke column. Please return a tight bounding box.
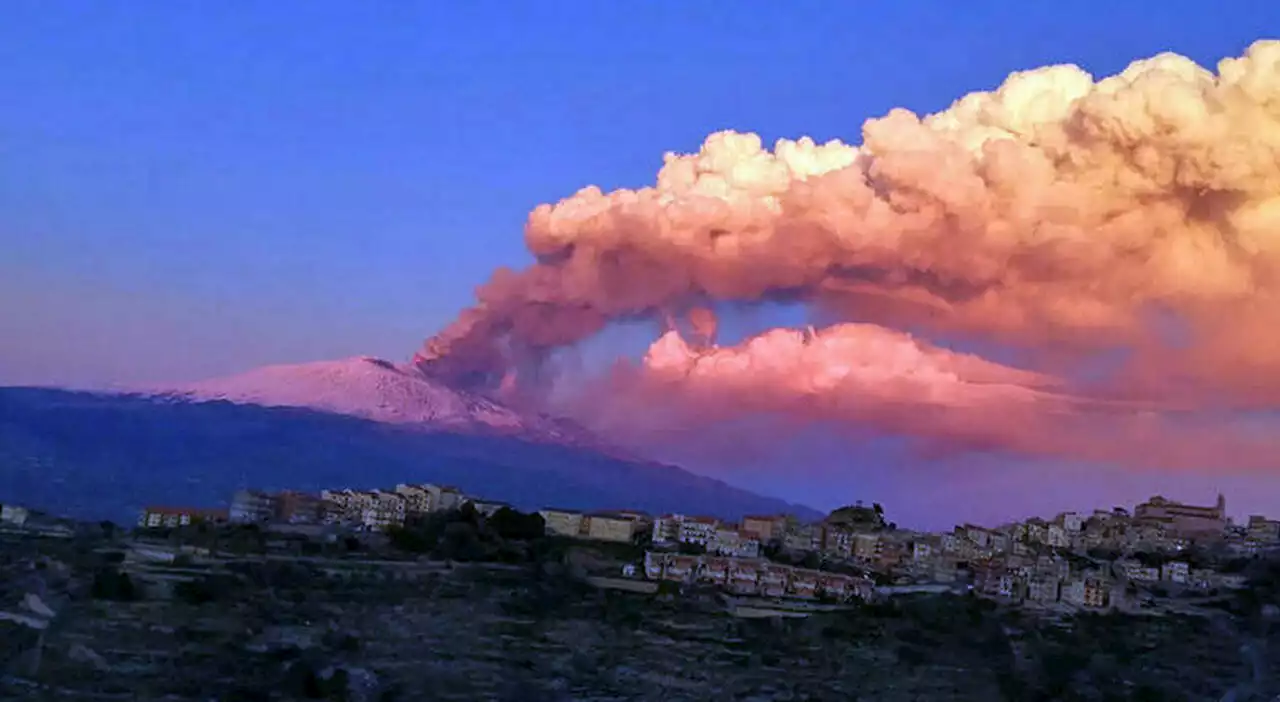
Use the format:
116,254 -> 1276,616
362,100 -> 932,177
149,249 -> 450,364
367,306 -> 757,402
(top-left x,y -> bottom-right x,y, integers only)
418,40 -> 1280,424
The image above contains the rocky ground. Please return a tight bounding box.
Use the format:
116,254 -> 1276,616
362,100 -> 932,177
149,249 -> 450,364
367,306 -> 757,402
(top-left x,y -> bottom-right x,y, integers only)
2,532 -> 1279,701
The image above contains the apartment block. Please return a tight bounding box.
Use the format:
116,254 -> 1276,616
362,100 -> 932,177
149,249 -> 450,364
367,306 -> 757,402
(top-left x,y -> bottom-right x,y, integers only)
539,508 -> 586,538
229,489 -> 278,524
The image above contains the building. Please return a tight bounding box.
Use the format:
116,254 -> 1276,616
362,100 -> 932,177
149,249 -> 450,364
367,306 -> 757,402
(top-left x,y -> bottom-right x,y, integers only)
275,491 -> 323,524
911,540 -> 933,561
1058,512 -> 1085,533
783,523 -> 823,553
1026,576 -> 1061,604
320,489 -> 364,523
729,561 -> 762,594
1083,578 -> 1110,607
539,508 -> 586,538
229,490 -> 278,524
1134,494 -> 1227,535
643,552 -> 667,579
664,554 -> 700,582
139,507 -> 228,529
1118,560 -> 1160,582
0,504 -> 29,527
360,490 -> 407,530
741,515 -> 788,542
586,512 -> 643,543
393,483 -> 466,516
1161,561 -> 1190,585
822,526 -> 855,559
710,528 -> 761,558
787,568 -> 819,599
699,556 -> 730,585
677,516 -> 720,547
651,514 -> 683,545
469,499 -> 513,518
1248,515 -> 1280,544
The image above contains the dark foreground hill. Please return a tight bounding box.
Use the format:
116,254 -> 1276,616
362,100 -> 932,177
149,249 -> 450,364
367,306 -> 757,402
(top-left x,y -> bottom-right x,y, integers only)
0,387 -> 819,525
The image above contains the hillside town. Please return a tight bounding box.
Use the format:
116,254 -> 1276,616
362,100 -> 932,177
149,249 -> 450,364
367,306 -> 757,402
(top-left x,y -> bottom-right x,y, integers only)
5,488 -> 1280,700
123,485 -> 1270,615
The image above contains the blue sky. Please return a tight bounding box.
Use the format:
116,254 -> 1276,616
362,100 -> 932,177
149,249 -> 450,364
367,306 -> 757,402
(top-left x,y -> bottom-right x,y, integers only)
4,1 -> 1275,388
2,2 -> 1278,524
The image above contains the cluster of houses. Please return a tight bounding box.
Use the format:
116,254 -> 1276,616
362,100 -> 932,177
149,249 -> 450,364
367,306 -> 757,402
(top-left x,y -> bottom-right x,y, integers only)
136,487 -> 1276,611
640,551 -> 873,602
916,494 -> 1260,610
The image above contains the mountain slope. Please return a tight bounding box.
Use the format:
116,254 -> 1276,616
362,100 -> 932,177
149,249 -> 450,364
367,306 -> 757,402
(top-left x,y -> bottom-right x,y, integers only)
168,356 -> 595,445
0,387 -> 821,525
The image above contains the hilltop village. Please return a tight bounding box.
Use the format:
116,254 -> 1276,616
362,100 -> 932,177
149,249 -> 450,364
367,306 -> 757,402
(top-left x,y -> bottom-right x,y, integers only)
120,485 -> 1267,614
5,488 -> 1280,700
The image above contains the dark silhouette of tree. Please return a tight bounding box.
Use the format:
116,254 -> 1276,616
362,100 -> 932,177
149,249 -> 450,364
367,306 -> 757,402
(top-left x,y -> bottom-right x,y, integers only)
487,507 -> 545,541
91,567 -> 137,601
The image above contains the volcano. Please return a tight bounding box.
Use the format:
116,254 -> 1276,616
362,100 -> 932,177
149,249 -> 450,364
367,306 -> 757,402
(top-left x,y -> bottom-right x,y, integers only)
0,358 -> 820,524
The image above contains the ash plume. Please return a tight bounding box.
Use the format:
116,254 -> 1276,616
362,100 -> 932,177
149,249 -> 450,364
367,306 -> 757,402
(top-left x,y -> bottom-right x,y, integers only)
417,40 -> 1280,464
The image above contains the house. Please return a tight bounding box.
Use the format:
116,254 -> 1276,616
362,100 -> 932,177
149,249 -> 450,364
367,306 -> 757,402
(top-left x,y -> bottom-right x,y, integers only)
1025,576 -> 1061,604
139,506 -> 228,529
818,573 -> 853,600
586,512 -> 643,543
1061,577 -> 1088,607
664,555 -> 700,582
539,508 -> 586,538
788,569 -> 821,599
759,564 -> 792,597
1046,524 -> 1070,549
729,560 -> 762,594
963,524 -> 993,549
912,540 -> 933,561
229,490 -> 278,523
643,551 -> 668,579
0,504 -> 29,527
1161,561 -> 1190,585
699,556 -> 730,585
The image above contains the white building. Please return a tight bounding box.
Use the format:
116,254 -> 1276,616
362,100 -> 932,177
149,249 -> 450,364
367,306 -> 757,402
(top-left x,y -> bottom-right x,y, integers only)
711,529 -> 761,558
677,517 -> 720,547
393,483 -> 466,516
0,504 -> 29,527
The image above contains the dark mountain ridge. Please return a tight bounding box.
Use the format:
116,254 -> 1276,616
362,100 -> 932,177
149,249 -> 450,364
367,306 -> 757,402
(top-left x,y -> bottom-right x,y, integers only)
0,387 -> 820,525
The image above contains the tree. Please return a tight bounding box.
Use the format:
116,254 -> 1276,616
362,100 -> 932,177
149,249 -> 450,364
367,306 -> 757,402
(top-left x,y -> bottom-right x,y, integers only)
91,567 -> 137,601
487,507 -> 545,541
